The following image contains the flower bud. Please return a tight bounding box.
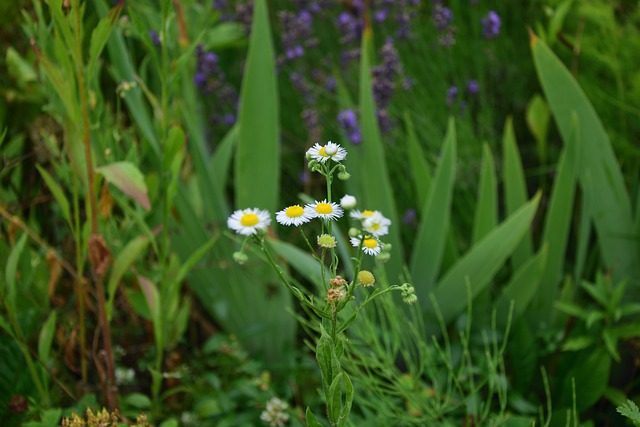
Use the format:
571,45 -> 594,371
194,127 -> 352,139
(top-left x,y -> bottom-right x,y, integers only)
233,251 -> 248,265
337,171 -> 351,181
348,227 -> 360,238
357,270 -> 375,287
340,194 -> 357,210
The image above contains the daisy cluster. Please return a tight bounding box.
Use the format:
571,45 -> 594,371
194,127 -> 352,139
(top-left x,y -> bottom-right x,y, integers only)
227,142 -> 392,262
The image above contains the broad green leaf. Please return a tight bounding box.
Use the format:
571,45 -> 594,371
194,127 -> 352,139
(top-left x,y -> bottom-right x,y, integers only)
556,348 -> 611,411
36,165 -> 72,229
355,26 -> 403,280
554,301 -> 588,319
404,111 -> 432,208
38,311 -> 57,365
124,392 -> 152,409
106,235 -> 150,320
96,161 -> 151,210
533,114 -> 578,321
561,336 -> 594,352
428,193 -> 541,325
531,32 -> 639,285
472,143 -> 497,244
5,232 -> 28,312
203,22 -> 245,49
496,244 -> 548,324
235,0 -> 279,212
502,118 -> 533,270
410,119 -> 456,302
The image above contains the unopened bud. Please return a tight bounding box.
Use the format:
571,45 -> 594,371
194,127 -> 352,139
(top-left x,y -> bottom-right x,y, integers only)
233,251 -> 248,265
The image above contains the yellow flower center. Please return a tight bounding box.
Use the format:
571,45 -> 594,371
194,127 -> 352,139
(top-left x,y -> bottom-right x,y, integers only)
363,237 -> 378,249
315,203 -> 333,214
285,205 -> 304,217
362,210 -> 375,217
319,146 -> 329,157
357,270 -> 376,286
240,213 -> 259,226
371,223 -> 380,230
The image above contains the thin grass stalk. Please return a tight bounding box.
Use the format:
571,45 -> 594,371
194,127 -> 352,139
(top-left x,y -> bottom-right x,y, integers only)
71,0 -> 116,408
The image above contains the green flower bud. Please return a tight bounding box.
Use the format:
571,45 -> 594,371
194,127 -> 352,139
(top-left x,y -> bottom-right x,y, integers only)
233,251 -> 248,265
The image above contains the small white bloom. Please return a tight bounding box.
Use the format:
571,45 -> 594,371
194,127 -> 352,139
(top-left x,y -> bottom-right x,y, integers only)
350,209 -> 378,220
363,211 -> 391,237
306,200 -> 344,221
260,397 -> 290,427
350,235 -> 382,256
276,205 -> 313,226
339,194 -> 357,210
227,208 -> 271,235
306,141 -> 347,163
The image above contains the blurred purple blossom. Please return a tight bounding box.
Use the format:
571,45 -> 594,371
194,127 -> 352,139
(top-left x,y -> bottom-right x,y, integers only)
432,1 -> 456,45
194,45 -> 238,130
403,209 -> 417,227
482,11 -> 501,39
148,30 -> 161,47
278,9 -> 318,63
446,85 -> 458,107
336,12 -> 362,45
466,79 -> 479,95
338,109 -> 362,145
302,108 -> 322,143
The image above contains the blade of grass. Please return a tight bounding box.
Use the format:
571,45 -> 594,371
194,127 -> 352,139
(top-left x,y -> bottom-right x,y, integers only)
235,0 -> 279,212
502,117 -> 534,270
531,31 -> 639,285
410,118 -> 456,303
403,111 -> 432,208
472,143 -> 498,244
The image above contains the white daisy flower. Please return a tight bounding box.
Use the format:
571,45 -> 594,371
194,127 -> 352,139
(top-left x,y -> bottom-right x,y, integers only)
306,141 -> 347,163
276,204 -> 312,226
227,208 -> 271,235
363,211 -> 391,237
339,194 -> 357,210
350,209 -> 378,220
306,200 -> 344,221
350,235 -> 382,256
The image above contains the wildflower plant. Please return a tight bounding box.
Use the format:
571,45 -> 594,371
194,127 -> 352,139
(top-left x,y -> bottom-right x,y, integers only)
227,141 -> 414,426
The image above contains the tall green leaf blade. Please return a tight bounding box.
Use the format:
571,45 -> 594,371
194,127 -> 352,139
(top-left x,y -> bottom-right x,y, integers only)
531,32 -> 639,284
410,119 -> 456,303
429,193 -> 541,325
532,114 -> 578,321
502,118 -> 533,270
472,143 -> 497,244
354,27 -> 403,280
106,235 -> 150,320
5,233 -> 28,313
235,0 -> 279,212
404,111 -> 432,208
36,165 -> 72,229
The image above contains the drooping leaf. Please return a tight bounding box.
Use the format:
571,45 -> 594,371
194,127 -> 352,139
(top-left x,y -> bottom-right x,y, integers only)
531,31 -> 640,285
96,161 -> 151,210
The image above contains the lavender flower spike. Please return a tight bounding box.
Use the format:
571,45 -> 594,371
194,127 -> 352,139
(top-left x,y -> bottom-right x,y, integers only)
482,11 -> 501,39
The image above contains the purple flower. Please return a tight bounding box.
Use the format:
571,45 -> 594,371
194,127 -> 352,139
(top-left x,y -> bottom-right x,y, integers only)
466,79 -> 479,95
482,11 -> 501,39
336,12 -> 361,45
325,76 -> 337,92
149,30 -> 161,47
338,109 -> 362,145
446,85 -> 458,107
432,3 -> 453,31
403,209 -> 417,227
374,8 -> 389,23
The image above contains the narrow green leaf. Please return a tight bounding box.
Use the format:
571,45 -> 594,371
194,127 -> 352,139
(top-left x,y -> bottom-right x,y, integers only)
106,235 -> 150,320
531,32 -> 639,284
338,373 -> 354,427
88,2 -> 123,78
502,117 -> 533,270
316,325 -> 334,401
235,0 -> 279,212
557,348 -> 611,411
526,94 -> 550,163
5,232 -> 28,312
328,372 -> 344,424
410,118 -> 456,302
38,310 -> 57,365
404,111 -> 432,208
203,22 -> 246,49
554,301 -> 588,319
533,114 -> 578,321
36,165 -> 72,229
355,27 -> 403,280
561,336 -> 594,352
96,161 -> 151,210
173,235 -> 219,289
428,193 -> 541,325
472,143 -> 497,244
6,47 -> 37,86
211,125 -> 238,195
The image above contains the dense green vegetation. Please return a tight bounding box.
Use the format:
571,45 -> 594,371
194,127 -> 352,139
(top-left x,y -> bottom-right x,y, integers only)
2,1 -> 640,426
